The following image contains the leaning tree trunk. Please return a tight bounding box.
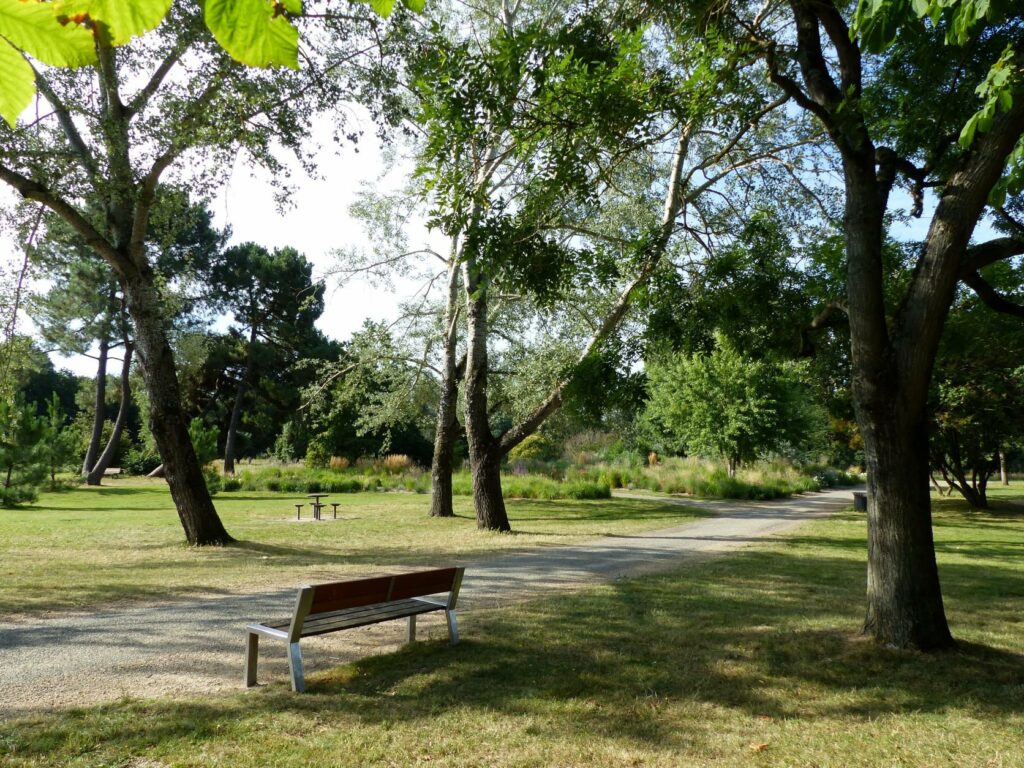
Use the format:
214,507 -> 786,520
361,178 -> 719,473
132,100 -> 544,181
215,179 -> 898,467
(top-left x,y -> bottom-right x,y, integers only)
123,270 -> 232,545
223,326 -> 258,476
86,340 -> 133,486
461,256 -> 510,532
81,337 -> 109,476
430,257 -> 462,518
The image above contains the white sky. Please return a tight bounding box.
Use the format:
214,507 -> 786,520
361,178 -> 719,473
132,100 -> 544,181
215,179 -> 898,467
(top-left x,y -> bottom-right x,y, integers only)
3,112 -> 433,377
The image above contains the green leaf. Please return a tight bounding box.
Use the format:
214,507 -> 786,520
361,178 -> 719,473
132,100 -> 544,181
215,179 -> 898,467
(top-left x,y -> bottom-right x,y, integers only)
958,113 -> 979,148
204,0 -> 300,69
0,0 -> 95,67
53,0 -> 172,47
367,0 -> 396,17
0,38 -> 34,127
402,0 -> 426,12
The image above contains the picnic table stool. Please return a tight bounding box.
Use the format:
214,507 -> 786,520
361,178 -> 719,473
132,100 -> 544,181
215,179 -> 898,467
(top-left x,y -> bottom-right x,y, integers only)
295,504 -> 304,520
312,503 -> 323,521
331,503 -> 339,519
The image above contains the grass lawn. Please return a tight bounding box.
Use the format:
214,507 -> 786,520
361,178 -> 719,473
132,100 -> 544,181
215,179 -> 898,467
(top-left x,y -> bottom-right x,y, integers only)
0,478 -> 710,618
2,496 -> 1022,766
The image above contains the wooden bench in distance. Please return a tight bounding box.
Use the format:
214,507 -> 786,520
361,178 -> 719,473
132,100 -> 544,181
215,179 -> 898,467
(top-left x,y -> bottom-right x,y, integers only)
244,566 -> 465,692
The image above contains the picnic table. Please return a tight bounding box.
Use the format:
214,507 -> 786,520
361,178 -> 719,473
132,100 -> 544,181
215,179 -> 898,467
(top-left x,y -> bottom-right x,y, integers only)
306,494 -> 327,520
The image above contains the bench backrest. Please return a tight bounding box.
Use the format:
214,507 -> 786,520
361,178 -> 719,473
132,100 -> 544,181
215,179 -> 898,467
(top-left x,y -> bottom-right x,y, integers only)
287,567 -> 464,642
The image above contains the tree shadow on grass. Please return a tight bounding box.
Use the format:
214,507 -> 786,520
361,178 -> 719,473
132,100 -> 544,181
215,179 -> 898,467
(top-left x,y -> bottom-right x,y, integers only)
4,520 -> 1023,763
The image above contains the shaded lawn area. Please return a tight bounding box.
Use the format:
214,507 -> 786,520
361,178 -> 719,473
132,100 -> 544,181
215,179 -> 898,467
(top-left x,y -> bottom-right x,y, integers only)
2,503 -> 1023,766
0,479 -> 709,617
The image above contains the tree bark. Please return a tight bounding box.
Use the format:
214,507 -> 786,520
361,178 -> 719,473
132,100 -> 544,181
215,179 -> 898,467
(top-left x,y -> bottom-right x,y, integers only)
765,0 -> 1024,650
81,337 -> 109,476
123,270 -> 232,545
430,256 -> 462,518
999,447 -> 1009,485
861,412 -> 953,649
461,254 -> 511,532
86,340 -> 133,486
223,325 -> 258,475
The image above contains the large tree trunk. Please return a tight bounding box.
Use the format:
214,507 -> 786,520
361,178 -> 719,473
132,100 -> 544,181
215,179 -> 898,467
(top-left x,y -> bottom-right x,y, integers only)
223,326 -> 258,476
860,408 -> 954,649
461,256 -> 510,532
81,338 -> 109,476
430,259 -> 462,518
86,340 -> 133,486
123,271 -> 232,545
844,165 -> 955,650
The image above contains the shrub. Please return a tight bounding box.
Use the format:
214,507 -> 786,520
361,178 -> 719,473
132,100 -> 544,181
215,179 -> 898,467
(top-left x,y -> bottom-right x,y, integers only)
507,433 -> 560,463
223,478 -> 242,492
329,456 -> 350,470
121,446 -> 162,476
377,454 -> 417,474
305,440 -> 331,469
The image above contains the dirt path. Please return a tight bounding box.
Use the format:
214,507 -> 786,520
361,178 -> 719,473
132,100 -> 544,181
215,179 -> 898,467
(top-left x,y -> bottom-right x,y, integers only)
0,487 -> 856,718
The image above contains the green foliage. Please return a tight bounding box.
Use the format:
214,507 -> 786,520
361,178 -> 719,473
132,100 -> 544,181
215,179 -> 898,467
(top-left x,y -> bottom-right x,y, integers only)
578,456 -> 824,500
304,438 -> 332,469
0,396 -> 46,507
852,0 -> 1022,198
204,0 -> 300,69
38,392 -> 77,488
54,0 -> 172,46
507,433 -> 561,463
929,279 -> 1024,506
298,322 -> 436,466
644,335 -> 824,472
0,0 -> 421,126
187,417 -> 218,467
121,445 -> 161,476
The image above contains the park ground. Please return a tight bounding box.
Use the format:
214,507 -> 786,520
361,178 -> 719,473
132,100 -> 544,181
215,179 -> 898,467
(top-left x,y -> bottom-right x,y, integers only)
1,483 -> 1023,766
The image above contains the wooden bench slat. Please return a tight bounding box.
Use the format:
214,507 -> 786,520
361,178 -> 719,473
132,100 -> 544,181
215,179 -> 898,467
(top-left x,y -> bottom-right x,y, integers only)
309,575 -> 393,614
389,567 -> 460,601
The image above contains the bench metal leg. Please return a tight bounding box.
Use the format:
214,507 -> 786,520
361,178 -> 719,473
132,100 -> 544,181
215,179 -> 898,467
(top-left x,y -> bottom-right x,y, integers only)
288,642 -> 306,693
446,609 -> 459,645
407,614 -> 416,642
244,632 -> 259,687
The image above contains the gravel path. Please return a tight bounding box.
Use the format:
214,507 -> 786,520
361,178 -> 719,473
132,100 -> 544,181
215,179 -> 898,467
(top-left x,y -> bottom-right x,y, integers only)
0,487 -> 856,717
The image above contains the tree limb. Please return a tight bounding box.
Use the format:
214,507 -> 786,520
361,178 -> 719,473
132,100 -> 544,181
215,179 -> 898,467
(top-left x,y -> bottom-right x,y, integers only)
962,271 -> 1024,317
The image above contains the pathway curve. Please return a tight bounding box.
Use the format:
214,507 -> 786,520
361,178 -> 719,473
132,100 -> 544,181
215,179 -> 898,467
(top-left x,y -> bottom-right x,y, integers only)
0,487 -> 856,717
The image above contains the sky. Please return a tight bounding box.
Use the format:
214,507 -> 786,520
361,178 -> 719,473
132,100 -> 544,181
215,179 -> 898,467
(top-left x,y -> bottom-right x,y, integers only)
2,112 -> 435,378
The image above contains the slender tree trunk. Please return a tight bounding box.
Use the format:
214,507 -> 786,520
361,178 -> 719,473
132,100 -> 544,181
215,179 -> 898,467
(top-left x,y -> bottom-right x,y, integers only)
123,270 -> 232,545
86,341 -> 133,486
999,447 -> 1009,485
223,326 -> 258,476
430,257 -> 462,518
461,256 -> 510,532
81,338 -> 109,475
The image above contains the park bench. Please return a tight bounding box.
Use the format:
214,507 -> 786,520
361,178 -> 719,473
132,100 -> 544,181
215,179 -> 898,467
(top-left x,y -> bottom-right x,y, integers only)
244,566 -> 465,692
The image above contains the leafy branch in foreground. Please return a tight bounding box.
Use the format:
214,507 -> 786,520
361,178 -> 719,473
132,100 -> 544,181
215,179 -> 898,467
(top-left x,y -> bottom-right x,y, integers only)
0,0 -> 423,126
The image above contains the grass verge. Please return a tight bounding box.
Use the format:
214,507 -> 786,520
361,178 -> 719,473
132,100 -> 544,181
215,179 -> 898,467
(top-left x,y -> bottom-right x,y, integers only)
2,497 -> 1022,766
0,479 -> 705,617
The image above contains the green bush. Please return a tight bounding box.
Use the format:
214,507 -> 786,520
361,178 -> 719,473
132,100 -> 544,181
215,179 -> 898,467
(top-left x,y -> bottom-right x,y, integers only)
121,446 -> 162,476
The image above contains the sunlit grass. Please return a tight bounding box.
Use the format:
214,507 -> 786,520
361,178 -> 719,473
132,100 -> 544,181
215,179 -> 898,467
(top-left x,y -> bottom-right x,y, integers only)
0,478 -> 707,617
2,501 -> 1022,766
